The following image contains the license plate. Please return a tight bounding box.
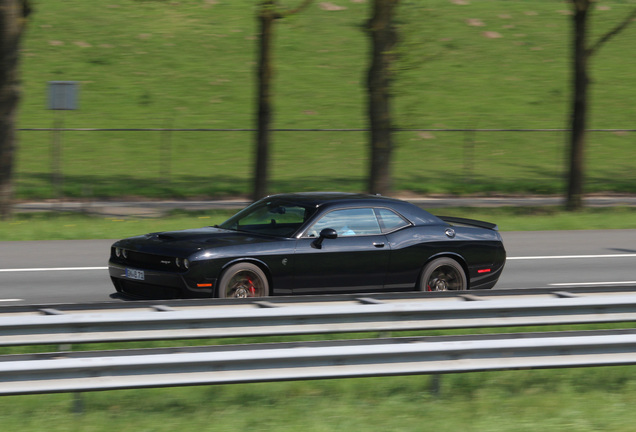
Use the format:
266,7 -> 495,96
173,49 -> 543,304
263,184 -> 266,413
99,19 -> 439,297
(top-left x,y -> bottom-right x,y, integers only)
125,268 -> 145,280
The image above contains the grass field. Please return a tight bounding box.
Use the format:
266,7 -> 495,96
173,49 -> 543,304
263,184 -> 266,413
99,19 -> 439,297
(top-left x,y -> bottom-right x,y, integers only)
15,0 -> 636,199
2,366 -> 636,431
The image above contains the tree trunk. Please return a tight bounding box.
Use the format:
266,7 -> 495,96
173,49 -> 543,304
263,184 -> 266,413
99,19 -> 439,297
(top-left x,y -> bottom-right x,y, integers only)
252,2 -> 276,202
0,0 -> 29,220
566,1 -> 589,211
367,0 -> 398,196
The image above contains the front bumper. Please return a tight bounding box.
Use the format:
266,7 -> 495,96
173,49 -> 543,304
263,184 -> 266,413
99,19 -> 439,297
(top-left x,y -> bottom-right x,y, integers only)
108,263 -> 215,299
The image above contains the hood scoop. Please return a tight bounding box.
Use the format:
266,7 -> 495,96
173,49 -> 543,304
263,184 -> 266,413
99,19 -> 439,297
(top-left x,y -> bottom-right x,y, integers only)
156,233 -> 176,240
145,232 -> 176,240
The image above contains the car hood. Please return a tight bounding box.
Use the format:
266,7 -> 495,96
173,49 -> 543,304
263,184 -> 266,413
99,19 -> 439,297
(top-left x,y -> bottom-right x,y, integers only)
115,227 -> 286,255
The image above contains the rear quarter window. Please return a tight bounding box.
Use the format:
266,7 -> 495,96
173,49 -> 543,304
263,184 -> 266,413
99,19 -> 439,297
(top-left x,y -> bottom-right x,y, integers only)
375,208 -> 410,233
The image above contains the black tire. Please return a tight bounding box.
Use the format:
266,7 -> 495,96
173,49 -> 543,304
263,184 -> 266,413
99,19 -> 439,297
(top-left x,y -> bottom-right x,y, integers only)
217,262 -> 269,298
420,257 -> 467,292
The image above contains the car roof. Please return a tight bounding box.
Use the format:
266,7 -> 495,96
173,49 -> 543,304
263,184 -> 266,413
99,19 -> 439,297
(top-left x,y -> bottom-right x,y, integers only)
264,192 -> 391,206
262,192 -> 443,225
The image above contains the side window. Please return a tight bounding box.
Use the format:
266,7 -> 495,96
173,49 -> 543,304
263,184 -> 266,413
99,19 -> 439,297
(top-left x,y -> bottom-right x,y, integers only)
306,208 -> 382,237
375,208 -> 410,233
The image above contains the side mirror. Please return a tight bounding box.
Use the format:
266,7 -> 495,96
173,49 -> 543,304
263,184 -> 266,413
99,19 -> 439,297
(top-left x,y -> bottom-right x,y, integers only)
312,228 -> 338,249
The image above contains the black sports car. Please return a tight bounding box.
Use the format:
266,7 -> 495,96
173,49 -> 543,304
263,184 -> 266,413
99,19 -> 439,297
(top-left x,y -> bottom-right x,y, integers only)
108,193 -> 506,299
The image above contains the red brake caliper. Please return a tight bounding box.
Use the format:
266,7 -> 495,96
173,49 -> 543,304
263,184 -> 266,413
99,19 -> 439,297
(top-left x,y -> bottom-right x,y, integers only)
247,277 -> 256,295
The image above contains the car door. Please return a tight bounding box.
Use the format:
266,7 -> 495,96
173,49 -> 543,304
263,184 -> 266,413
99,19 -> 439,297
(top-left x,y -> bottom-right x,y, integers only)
292,207 -> 390,294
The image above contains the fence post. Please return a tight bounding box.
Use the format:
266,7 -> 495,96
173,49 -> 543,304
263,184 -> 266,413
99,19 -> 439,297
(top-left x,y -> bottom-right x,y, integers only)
463,129 -> 475,184
160,119 -> 173,184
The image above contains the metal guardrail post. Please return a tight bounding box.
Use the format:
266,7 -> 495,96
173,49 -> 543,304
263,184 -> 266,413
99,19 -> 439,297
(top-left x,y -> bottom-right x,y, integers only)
430,374 -> 442,396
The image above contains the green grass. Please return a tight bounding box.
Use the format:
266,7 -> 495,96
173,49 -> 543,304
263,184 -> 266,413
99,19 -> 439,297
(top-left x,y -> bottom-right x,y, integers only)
15,0 -> 636,199
2,361 -> 636,431
439,206 -> 636,231
0,210 -> 234,240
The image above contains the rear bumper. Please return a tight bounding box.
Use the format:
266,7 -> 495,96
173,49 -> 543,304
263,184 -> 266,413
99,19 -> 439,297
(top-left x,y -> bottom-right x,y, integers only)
468,255 -> 506,290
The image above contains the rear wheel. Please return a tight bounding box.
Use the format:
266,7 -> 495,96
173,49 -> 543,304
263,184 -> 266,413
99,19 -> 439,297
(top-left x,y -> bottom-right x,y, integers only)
217,263 -> 269,298
420,258 -> 467,292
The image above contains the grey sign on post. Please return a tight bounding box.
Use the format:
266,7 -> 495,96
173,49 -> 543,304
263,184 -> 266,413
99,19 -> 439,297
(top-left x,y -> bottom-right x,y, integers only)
48,81 -> 78,198
48,81 -> 78,110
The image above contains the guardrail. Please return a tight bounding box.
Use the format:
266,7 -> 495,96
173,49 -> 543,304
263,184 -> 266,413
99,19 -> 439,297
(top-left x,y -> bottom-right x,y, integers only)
2,287 -> 636,396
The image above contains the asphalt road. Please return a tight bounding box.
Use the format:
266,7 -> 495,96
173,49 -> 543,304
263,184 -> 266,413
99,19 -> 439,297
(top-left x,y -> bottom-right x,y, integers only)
0,230 -> 635,305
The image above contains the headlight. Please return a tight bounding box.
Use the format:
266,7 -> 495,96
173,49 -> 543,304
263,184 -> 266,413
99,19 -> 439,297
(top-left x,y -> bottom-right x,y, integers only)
176,258 -> 190,269
115,247 -> 121,257
122,249 -> 128,259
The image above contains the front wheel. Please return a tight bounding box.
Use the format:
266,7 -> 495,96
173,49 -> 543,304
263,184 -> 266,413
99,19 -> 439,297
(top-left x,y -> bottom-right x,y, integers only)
420,257 -> 467,292
217,263 -> 269,298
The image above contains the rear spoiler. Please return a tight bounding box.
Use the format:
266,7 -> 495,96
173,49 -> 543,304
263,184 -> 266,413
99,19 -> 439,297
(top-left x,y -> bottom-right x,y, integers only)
437,216 -> 499,231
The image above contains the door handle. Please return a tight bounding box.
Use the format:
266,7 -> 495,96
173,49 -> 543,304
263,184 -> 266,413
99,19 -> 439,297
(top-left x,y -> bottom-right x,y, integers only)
373,242 -> 385,248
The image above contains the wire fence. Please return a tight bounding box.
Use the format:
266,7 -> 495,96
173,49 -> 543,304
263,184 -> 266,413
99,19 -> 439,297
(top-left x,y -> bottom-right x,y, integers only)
16,127 -> 636,199
19,127 -> 636,132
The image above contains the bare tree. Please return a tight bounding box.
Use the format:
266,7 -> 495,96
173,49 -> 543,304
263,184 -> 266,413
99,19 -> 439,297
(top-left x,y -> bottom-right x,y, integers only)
0,0 -> 30,220
566,1 -> 636,210
253,0 -> 313,202
366,0 -> 399,196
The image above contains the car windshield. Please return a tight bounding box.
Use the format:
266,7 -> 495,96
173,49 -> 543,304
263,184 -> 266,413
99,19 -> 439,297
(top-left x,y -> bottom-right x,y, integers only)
218,200 -> 315,237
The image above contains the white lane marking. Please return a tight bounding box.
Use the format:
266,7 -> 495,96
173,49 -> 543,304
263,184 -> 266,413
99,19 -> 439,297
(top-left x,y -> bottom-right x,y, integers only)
510,255 -> 636,287
0,267 -> 107,273
0,299 -> 23,302
507,254 -> 636,261
550,281 -> 636,286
